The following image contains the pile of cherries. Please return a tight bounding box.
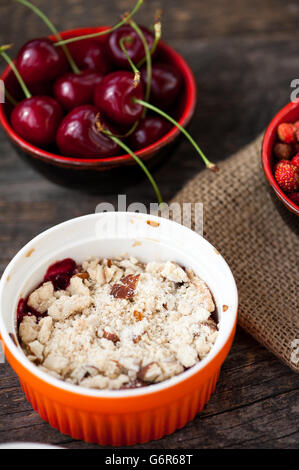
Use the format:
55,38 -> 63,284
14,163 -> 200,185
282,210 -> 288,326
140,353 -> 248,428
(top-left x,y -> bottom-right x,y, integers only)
2,7 -> 183,158
1,0 -> 216,202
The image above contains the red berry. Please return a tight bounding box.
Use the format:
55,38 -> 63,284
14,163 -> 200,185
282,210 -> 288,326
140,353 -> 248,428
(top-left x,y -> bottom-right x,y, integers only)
11,96 -> 63,146
54,71 -> 103,111
273,142 -> 293,160
277,123 -> 296,143
293,121 -> 299,129
68,39 -> 110,74
273,159 -> 292,172
56,105 -> 120,158
288,192 -> 299,205
94,71 -> 143,126
16,38 -> 68,86
291,153 -> 299,169
274,161 -> 299,192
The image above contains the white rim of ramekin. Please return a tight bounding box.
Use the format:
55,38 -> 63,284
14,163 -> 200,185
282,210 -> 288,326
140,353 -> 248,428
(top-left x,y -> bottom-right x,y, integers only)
0,213 -> 238,398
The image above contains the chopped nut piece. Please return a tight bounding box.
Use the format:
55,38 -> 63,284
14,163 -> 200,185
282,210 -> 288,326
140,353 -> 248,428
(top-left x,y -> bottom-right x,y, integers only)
111,274 -> 140,299
103,330 -> 120,343
133,335 -> 142,344
133,310 -> 144,321
75,272 -> 90,280
137,362 -> 162,382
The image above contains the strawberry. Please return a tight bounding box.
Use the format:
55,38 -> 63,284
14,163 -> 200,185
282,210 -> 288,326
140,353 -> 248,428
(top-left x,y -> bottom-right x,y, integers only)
273,159 -> 292,172
291,153 -> 299,169
288,192 -> 299,205
274,161 -> 299,192
273,142 -> 293,160
277,123 -> 296,143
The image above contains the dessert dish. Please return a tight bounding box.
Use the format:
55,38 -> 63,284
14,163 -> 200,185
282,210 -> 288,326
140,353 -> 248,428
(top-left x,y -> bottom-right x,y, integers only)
18,256 -> 218,390
262,101 -> 299,216
272,121 -> 299,206
0,0 -> 218,203
0,212 -> 238,445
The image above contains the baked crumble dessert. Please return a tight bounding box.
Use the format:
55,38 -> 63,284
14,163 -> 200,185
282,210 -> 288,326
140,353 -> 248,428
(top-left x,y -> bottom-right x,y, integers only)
17,256 -> 218,390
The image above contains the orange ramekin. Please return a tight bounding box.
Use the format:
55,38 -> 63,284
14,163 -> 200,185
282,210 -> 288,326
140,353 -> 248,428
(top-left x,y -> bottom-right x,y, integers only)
0,213 -> 238,445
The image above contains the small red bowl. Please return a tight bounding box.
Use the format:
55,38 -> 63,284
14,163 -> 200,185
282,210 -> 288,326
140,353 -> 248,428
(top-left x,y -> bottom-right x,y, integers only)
262,100 -> 299,216
0,26 -> 196,179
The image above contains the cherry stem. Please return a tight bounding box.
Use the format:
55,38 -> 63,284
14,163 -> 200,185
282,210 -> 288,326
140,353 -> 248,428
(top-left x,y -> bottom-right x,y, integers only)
129,20 -> 151,118
54,0 -> 144,46
0,45 -> 31,99
15,0 -> 80,75
137,10 -> 162,68
134,98 -> 219,171
110,135 -> 163,205
100,119 -> 140,139
95,117 -> 163,204
119,36 -> 140,86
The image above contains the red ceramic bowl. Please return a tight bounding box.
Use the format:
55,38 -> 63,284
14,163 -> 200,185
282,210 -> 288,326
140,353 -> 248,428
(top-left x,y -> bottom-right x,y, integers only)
262,100 -> 299,216
0,27 -> 196,174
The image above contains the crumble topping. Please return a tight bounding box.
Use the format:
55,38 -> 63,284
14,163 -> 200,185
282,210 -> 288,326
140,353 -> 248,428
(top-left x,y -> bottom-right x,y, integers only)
18,257 -> 218,390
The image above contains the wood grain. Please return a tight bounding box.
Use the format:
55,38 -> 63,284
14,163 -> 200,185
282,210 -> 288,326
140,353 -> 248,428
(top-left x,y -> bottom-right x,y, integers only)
0,0 -> 298,449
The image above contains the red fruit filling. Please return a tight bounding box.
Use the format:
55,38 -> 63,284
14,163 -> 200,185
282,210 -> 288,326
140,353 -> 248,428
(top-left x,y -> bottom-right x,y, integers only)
16,297 -> 45,326
44,258 -> 77,290
17,258 -> 78,326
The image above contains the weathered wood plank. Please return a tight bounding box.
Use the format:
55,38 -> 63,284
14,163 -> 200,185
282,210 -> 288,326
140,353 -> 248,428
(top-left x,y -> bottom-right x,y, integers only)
1,0 -> 299,45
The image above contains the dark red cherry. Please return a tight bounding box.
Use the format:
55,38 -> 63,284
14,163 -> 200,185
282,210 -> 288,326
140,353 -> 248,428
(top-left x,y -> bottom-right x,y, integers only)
68,39 -> 110,74
94,71 -> 143,126
128,116 -> 171,150
141,63 -> 182,109
11,96 -> 63,146
16,38 -> 68,85
107,25 -> 155,69
44,258 -> 77,290
56,105 -> 120,158
53,70 -> 103,110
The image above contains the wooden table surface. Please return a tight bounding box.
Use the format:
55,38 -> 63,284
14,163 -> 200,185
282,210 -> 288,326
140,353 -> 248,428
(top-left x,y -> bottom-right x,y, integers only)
0,0 -> 298,449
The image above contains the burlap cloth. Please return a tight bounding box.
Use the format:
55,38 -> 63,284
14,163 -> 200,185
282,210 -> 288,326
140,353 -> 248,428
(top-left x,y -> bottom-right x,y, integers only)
171,133 -> 299,372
